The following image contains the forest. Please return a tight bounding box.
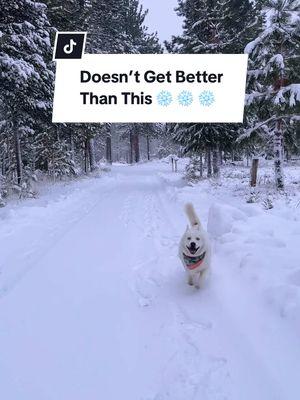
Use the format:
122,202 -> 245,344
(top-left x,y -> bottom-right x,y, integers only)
1,2 -> 300,397
0,0 -> 299,206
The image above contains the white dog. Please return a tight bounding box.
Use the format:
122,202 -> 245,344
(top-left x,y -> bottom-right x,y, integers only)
179,203 -> 211,288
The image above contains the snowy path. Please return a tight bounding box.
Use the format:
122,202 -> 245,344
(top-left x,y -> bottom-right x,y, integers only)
1,163 -> 300,400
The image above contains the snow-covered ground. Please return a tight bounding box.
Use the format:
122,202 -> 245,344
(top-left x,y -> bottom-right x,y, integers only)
0,160 -> 300,399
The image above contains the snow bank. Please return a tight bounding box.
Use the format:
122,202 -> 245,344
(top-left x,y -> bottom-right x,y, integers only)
175,162 -> 300,337
207,202 -> 247,238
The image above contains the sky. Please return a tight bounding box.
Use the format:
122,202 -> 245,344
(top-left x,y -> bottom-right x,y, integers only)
140,0 -> 183,43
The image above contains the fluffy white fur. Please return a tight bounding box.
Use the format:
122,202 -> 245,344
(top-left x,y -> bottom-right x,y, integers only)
179,203 -> 211,288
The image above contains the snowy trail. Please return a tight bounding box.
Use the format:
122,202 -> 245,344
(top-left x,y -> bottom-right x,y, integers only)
1,163 -> 300,400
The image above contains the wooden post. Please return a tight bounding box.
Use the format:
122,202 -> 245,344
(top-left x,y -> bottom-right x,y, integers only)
250,158 -> 259,187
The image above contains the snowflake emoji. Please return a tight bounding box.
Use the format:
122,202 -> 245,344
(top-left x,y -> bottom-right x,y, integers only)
178,91 -> 193,106
199,90 -> 215,106
157,91 -> 172,107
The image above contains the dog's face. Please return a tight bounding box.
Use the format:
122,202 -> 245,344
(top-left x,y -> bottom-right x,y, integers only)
182,226 -> 205,256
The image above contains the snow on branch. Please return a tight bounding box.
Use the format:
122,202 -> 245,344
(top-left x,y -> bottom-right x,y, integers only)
238,114 -> 300,142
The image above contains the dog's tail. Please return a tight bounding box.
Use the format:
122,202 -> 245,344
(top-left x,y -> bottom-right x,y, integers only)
185,203 -> 201,228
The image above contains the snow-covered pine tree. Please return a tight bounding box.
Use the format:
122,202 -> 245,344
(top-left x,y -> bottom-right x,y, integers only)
243,0 -> 300,190
174,0 -> 234,53
122,0 -> 161,54
185,155 -> 204,182
87,0 -> 161,165
170,122 -> 236,177
44,0 -> 92,32
168,0 -> 261,177
0,0 -> 54,186
167,0 -> 260,54
44,0 -> 99,175
87,0 -> 161,54
87,0 -> 124,53
226,0 -> 263,53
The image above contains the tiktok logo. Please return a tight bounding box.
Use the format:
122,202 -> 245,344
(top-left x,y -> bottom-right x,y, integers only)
63,39 -> 77,55
54,32 -> 87,60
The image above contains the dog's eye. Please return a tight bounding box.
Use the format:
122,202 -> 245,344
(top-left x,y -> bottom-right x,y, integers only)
196,237 -> 200,241
187,237 -> 191,240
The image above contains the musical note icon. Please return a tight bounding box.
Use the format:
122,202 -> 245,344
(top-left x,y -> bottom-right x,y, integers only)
54,32 -> 86,60
63,39 -> 77,55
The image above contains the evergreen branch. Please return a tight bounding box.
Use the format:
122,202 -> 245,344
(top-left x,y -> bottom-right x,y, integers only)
239,114 -> 300,142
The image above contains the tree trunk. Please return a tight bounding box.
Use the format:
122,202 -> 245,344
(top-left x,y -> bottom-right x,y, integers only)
199,151 -> 203,178
219,148 -> 223,165
133,125 -> 140,163
70,131 -> 75,163
14,130 -> 22,184
146,135 -> 150,161
212,148 -> 220,177
107,124 -> 116,164
274,120 -> 284,190
285,148 -> 289,162
206,148 -> 212,178
84,139 -> 89,173
106,135 -> 112,164
129,131 -> 134,164
250,158 -> 259,187
88,138 -> 97,171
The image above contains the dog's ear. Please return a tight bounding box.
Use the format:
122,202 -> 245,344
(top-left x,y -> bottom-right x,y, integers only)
185,225 -> 190,233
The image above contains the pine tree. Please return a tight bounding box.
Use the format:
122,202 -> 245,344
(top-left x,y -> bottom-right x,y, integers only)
170,122 -> 236,176
243,0 -> 300,190
44,0 -> 98,174
0,0 -> 163,202
122,0 -> 161,54
0,0 -> 54,186
87,0 -> 161,54
167,0 -> 261,177
185,155 -> 204,182
167,0 -> 259,54
170,0 -> 234,53
44,0 -> 92,32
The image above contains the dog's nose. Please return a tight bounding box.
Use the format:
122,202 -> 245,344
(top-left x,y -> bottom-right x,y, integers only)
190,242 -> 196,248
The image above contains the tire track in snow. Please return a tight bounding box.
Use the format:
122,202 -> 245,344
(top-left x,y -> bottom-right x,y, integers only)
0,179 -> 114,299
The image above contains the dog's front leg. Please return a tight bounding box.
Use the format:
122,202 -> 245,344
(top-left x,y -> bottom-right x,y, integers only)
187,273 -> 193,286
195,269 -> 209,289
193,272 -> 202,289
